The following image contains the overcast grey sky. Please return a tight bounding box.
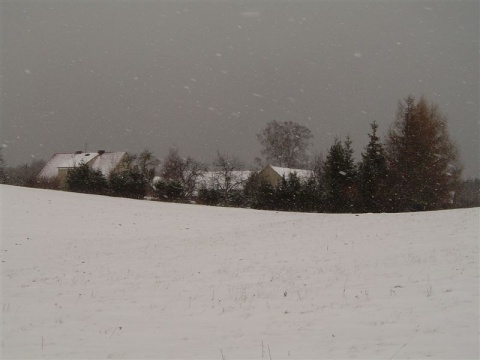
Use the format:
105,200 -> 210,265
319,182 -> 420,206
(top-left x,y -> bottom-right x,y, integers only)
1,0 -> 478,177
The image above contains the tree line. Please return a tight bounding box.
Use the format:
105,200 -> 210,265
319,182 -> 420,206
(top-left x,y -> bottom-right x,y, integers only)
252,95 -> 465,212
0,95 -> 478,212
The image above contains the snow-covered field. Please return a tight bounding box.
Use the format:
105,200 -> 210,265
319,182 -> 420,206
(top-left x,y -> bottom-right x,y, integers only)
1,185 -> 478,359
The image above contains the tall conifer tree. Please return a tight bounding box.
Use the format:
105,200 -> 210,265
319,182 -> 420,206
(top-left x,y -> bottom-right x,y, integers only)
358,122 -> 388,212
385,96 -> 462,211
324,137 -> 357,212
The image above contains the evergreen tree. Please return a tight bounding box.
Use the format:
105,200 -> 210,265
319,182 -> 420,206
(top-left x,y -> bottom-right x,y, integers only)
66,163 -> 108,194
275,173 -> 303,211
243,171 -> 262,207
197,186 -> 222,206
358,122 -> 388,212
385,96 -> 462,211
114,149 -> 158,196
109,168 -> 147,199
252,180 -> 276,210
455,178 -> 480,208
323,137 -> 357,212
299,177 -> 322,213
154,179 -> 185,201
0,148 -> 6,184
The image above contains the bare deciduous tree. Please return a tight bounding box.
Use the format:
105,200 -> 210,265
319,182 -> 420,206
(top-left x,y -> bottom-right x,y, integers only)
5,158 -> 46,187
160,147 -> 206,198
211,151 -> 246,205
118,152 -> 138,171
136,149 -> 160,182
257,120 -> 313,168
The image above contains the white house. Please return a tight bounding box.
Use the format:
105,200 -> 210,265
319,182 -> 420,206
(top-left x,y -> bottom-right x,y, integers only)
38,150 -> 127,186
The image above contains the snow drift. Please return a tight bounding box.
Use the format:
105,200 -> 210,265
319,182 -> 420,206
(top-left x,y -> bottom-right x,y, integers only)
1,185 -> 478,359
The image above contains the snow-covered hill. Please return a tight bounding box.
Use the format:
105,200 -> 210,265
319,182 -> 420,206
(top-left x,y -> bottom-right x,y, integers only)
1,185 -> 478,359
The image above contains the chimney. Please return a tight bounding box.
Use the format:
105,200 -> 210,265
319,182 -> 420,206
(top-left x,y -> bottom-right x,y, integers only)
98,150 -> 105,155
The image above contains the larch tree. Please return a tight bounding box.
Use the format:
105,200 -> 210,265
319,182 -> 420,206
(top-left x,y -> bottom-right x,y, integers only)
385,96 -> 462,211
257,120 -> 313,168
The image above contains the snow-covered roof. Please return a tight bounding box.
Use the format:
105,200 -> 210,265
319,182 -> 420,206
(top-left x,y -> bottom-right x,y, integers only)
197,171 -> 252,189
39,152 -> 99,178
269,166 -> 313,180
38,151 -> 126,178
90,152 -> 126,176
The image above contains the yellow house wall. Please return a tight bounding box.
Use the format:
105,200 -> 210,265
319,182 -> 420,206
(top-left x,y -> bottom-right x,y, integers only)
258,166 -> 282,187
56,157 -> 97,188
108,153 -> 128,176
57,168 -> 70,188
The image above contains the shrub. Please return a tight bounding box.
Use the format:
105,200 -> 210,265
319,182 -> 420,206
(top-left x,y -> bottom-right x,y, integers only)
154,179 -> 185,201
66,163 -> 107,194
197,187 -> 222,206
109,169 -> 147,199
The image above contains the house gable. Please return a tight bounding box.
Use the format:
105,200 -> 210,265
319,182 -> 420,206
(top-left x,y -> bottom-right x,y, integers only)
90,152 -> 127,177
38,151 -> 127,187
38,152 -> 100,179
259,165 -> 314,187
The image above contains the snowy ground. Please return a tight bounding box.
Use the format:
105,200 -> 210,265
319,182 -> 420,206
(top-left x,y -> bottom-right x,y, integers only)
1,185 -> 478,359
